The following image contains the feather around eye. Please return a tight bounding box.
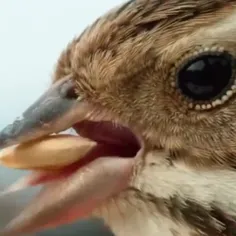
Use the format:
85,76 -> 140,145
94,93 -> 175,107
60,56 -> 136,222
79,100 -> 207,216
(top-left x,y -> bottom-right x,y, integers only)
168,45 -> 236,111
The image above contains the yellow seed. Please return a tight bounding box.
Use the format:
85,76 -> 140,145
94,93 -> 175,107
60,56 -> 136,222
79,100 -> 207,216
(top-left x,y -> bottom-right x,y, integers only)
0,134 -> 96,170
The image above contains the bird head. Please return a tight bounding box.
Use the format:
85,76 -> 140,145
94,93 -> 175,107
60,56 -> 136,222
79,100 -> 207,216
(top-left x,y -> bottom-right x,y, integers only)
1,1 -> 236,235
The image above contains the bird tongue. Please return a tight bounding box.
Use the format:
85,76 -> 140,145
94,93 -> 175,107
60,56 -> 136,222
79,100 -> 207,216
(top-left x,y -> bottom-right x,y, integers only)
73,120 -> 139,148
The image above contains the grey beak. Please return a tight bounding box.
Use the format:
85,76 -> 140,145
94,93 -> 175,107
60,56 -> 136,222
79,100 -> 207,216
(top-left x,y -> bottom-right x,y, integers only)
0,76 -> 80,149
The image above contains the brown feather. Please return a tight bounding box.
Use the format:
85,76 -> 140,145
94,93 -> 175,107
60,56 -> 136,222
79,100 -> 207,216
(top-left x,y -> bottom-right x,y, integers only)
51,1 -> 236,235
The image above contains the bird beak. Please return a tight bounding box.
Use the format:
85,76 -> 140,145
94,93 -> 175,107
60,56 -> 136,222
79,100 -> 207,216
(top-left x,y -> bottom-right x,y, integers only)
0,76 -> 136,235
0,75 -> 84,150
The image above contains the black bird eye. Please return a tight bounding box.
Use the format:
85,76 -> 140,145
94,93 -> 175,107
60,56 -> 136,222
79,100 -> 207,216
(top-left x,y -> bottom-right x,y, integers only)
177,52 -> 234,104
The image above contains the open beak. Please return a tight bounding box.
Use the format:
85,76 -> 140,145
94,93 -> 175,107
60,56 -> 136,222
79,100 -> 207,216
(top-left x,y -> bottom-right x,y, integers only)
0,76 -> 140,235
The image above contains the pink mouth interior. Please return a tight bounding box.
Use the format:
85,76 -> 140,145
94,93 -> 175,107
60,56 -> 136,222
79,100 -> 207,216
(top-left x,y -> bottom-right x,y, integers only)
29,121 -> 140,185
69,120 -> 140,171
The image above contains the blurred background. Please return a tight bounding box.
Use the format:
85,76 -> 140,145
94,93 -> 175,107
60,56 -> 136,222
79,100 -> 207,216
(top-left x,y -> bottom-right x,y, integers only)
0,0 -> 126,235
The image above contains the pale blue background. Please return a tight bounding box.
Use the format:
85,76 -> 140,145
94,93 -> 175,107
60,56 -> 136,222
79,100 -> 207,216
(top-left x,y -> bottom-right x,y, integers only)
0,1 -> 126,235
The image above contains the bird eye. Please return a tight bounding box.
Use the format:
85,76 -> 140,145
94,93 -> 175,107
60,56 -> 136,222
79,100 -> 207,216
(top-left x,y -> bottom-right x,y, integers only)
177,52 -> 235,108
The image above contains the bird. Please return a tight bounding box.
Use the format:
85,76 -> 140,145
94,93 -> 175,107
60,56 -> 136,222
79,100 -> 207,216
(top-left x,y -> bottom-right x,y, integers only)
2,0 -> 236,235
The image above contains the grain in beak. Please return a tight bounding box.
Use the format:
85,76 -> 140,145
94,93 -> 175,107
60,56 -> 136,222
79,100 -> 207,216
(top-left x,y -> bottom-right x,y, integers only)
0,134 -> 96,170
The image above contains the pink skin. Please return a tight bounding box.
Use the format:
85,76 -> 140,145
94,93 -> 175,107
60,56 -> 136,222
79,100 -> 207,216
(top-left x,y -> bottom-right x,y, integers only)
74,121 -> 139,148
2,157 -> 134,235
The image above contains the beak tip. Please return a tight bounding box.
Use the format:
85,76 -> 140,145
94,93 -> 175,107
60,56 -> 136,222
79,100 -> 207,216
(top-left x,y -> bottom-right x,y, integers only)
0,123 -> 19,149
0,76 -> 78,151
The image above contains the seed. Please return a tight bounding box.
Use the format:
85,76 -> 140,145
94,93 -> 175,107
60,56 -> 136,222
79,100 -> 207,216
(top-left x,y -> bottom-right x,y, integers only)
0,134 -> 96,170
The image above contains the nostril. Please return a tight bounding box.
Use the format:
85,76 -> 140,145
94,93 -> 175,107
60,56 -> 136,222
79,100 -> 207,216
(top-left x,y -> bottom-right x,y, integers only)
59,77 -> 78,100
65,87 -> 78,100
